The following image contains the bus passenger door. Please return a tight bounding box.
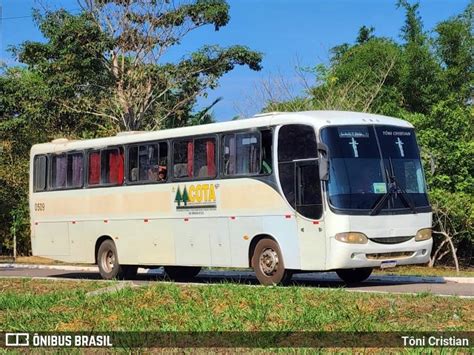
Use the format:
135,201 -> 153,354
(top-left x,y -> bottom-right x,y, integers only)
295,160 -> 326,270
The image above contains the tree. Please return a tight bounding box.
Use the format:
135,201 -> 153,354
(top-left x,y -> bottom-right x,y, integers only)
261,38 -> 403,116
356,25 -> 375,44
428,190 -> 473,271
435,4 -> 473,103
397,0 -> 443,113
0,68 -> 49,255
15,0 -> 263,131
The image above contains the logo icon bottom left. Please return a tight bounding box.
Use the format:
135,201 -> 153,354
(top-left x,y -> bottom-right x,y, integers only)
5,333 -> 29,347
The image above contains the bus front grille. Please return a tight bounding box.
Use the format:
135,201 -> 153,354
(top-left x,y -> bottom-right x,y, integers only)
370,236 -> 414,244
366,251 -> 415,260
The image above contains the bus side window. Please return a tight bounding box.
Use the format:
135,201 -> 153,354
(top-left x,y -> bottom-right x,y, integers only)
138,144 -> 158,181
158,142 -> 168,181
261,129 -> 273,174
223,135 -> 236,175
173,140 -> 192,178
128,146 -> 139,182
128,142 -> 167,183
51,154 -> 67,189
88,151 -> 101,185
223,132 -> 261,176
101,148 -> 124,185
194,138 -> 216,178
33,155 -> 48,192
67,153 -> 84,188
278,125 -> 317,161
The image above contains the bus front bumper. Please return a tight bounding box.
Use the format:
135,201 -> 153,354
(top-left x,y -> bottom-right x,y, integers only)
326,237 -> 433,270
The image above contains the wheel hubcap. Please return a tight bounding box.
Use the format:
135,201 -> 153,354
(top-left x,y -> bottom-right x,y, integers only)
101,249 -> 115,273
259,248 -> 279,276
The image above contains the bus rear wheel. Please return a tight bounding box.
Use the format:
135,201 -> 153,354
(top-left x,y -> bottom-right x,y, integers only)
97,239 -> 137,280
336,268 -> 373,284
252,238 -> 292,285
164,266 -> 201,281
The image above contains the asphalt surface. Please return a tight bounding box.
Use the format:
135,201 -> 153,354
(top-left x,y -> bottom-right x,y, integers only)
0,266 -> 473,297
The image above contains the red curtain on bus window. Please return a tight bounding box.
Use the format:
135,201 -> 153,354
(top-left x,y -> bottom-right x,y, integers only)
206,140 -> 215,177
89,152 -> 100,185
187,142 -> 194,177
118,151 -> 124,184
109,150 -> 124,185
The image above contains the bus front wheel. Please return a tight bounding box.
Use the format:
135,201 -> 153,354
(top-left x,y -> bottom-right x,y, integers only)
251,238 -> 292,286
97,239 -> 137,280
336,268 -> 373,284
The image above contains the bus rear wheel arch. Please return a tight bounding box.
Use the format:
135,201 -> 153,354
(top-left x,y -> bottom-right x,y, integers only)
96,238 -> 137,280
250,238 -> 292,285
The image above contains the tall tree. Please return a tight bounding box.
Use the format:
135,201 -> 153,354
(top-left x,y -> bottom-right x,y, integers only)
435,3 -> 473,103
397,0 -> 443,113
15,0 -> 263,131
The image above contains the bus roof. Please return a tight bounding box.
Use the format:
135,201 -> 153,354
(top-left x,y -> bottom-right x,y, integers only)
31,110 -> 413,154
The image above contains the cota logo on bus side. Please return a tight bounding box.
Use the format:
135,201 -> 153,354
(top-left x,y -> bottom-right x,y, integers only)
173,183 -> 218,211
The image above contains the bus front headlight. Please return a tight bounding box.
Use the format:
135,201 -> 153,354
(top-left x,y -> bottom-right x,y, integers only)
335,232 -> 368,244
415,228 -> 432,241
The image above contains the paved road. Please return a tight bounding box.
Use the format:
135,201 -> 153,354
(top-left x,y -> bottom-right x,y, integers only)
1,266 -> 472,298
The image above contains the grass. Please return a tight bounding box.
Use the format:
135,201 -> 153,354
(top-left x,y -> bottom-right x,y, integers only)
1,278 -> 472,351
374,265 -> 474,278
0,256 -> 72,265
1,278 -> 472,332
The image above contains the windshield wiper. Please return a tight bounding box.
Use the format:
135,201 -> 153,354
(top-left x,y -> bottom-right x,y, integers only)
370,158 -> 417,216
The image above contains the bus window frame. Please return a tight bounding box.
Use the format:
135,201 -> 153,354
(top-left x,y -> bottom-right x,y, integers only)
86,146 -> 125,188
125,140 -> 169,185
170,134 -> 219,182
218,127 -> 274,180
33,154 -> 48,193
48,150 -> 85,191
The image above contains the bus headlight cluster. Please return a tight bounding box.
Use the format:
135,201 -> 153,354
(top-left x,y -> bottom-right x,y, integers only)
415,228 -> 432,241
335,232 -> 368,244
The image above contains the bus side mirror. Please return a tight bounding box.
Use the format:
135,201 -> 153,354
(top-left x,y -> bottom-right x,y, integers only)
317,142 -> 329,181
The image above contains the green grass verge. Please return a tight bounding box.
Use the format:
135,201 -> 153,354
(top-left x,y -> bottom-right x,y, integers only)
374,265 -> 474,278
1,278 -> 472,332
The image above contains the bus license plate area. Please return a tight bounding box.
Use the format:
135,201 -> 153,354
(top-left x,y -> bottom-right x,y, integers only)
380,260 -> 397,269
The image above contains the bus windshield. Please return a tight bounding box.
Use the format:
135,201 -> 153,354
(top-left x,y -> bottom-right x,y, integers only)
320,125 -> 429,213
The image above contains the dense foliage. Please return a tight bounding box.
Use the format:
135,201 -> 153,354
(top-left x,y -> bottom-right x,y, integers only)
266,1 -> 473,267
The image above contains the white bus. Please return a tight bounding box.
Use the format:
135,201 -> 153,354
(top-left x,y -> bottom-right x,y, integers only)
30,111 -> 433,285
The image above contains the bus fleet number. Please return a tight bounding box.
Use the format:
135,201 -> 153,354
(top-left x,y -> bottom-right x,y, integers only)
35,203 -> 45,212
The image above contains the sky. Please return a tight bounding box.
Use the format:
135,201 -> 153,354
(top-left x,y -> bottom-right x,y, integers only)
0,0 -> 470,121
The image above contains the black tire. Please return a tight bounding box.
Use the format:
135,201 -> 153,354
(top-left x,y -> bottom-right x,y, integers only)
336,268 -> 373,284
164,266 -> 201,281
251,238 -> 292,285
97,239 -> 135,280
